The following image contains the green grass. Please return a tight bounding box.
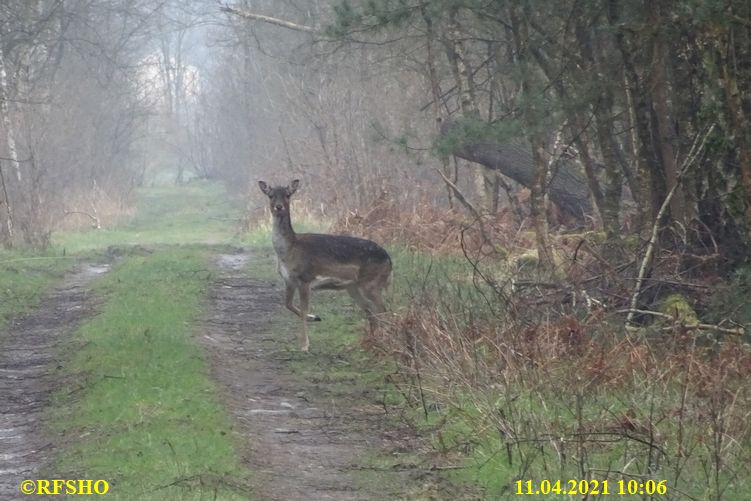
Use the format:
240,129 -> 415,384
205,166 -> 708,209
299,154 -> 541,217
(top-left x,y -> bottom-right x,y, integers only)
243,238 -> 751,500
21,177 -> 748,500
54,181 -> 242,252
388,246 -> 504,322
244,244 -> 419,493
243,237 -> 506,498
428,386 -> 751,500
373,248 -> 751,500
0,248 -> 78,332
49,248 -> 250,500
38,180 -> 252,499
0,181 -> 308,500
3,180 -> 240,332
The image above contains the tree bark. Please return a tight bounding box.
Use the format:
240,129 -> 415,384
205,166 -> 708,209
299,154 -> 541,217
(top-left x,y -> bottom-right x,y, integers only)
531,140 -> 554,269
443,8 -> 495,212
0,160 -> 14,244
611,0 -> 660,232
421,8 -> 454,209
650,3 -> 684,222
717,22 -> 751,237
510,4 -> 554,268
0,44 -> 21,184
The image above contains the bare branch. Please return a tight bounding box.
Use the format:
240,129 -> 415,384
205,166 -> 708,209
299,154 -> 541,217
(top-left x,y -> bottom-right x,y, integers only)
218,4 -> 316,33
626,124 -> 716,329
619,309 -> 745,336
64,210 -> 101,229
435,168 -> 498,254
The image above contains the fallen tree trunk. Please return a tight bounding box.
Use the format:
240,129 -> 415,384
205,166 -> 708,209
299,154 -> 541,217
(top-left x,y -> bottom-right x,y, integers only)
451,141 -> 593,224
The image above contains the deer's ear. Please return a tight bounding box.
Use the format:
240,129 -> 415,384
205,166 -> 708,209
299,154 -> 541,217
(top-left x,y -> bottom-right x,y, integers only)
258,180 -> 270,195
288,179 -> 300,195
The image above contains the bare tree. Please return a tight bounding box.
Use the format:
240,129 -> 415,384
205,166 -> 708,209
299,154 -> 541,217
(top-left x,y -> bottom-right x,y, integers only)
0,0 -> 164,246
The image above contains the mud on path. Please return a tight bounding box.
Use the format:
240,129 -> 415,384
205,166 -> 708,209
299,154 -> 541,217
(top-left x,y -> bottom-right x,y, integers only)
0,263 -> 110,500
203,251 -> 414,501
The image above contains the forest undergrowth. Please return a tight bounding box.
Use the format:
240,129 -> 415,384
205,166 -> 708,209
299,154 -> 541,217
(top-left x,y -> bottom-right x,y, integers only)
339,198 -> 751,500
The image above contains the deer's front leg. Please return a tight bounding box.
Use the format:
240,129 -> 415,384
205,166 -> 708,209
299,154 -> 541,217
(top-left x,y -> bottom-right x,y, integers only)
284,283 -> 301,316
285,283 -> 321,321
298,283 -> 311,352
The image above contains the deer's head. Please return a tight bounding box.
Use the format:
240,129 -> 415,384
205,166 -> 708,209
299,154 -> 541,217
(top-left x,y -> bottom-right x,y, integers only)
258,179 -> 300,216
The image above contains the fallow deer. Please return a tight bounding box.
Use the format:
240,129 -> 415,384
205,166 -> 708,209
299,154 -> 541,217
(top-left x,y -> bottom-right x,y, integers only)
258,179 -> 392,351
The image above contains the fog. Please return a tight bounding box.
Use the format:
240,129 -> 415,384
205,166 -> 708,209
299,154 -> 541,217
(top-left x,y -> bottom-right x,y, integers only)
0,0 -> 439,248
2,3 -> 751,498
1,0 -> 750,268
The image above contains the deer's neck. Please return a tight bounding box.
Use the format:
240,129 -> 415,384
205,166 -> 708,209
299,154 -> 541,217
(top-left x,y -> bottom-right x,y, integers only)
271,212 -> 296,258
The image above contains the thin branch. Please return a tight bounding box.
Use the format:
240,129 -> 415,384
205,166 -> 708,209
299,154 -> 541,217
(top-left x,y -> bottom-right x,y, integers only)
618,309 -> 745,336
63,210 -> 100,226
434,167 -> 497,253
625,123 -> 716,329
435,168 -> 482,223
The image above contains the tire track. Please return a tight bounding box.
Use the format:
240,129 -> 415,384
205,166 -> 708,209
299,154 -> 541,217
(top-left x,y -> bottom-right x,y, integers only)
203,251 -> 410,501
0,263 -> 110,500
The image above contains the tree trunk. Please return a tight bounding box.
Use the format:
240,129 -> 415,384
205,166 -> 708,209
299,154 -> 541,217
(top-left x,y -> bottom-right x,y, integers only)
594,103 -> 624,240
443,8 -> 492,212
611,0 -> 661,232
0,44 -> 21,184
531,140 -> 554,269
570,5 -> 623,239
650,4 -> 685,222
717,23 -> 751,238
444,9 -> 478,117
447,136 -> 592,224
0,160 -> 14,245
421,8 -> 454,209
510,4 -> 554,268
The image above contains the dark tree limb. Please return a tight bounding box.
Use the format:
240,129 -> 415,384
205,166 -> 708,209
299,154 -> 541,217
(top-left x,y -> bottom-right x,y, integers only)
444,132 -> 593,224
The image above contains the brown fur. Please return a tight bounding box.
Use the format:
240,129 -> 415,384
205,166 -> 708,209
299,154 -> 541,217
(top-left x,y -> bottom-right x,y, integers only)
259,179 -> 392,351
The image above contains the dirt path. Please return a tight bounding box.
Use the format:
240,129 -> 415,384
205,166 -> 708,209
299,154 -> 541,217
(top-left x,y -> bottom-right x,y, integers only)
202,251 -> 413,501
0,263 -> 110,500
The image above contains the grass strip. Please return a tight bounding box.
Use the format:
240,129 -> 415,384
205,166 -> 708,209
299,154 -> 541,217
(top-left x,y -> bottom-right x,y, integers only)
49,247 -> 250,500
53,181 -> 240,252
0,249 -> 77,332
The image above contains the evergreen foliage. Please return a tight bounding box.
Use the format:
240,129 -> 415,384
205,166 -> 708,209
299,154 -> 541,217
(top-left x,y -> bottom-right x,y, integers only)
328,0 -> 751,265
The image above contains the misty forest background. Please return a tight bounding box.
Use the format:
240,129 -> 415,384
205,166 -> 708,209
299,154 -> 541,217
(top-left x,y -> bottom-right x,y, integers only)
3,0 -> 750,261
2,0 -> 751,499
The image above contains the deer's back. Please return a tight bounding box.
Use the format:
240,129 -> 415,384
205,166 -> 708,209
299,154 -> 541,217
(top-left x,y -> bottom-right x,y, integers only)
281,233 -> 391,287
297,233 -> 390,262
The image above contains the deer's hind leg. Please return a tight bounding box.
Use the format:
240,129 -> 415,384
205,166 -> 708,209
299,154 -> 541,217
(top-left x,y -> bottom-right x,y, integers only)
359,273 -> 390,333
347,286 -> 379,331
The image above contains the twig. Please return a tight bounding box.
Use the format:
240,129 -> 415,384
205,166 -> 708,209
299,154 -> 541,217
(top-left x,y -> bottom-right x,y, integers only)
434,168 -> 498,253
64,210 -> 100,227
626,124 -> 716,329
618,308 -> 744,336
